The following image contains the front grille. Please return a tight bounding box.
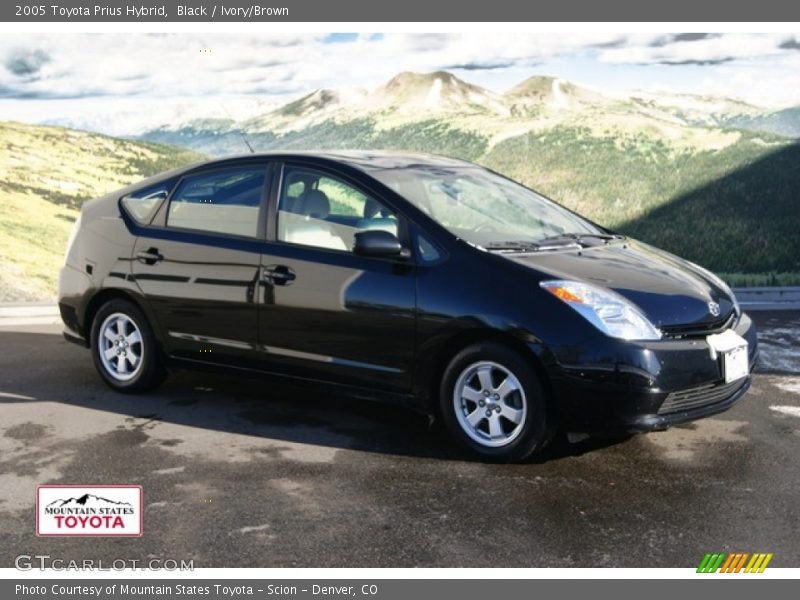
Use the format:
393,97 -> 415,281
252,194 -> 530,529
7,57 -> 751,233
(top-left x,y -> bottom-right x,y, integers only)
657,378 -> 747,415
660,311 -> 736,339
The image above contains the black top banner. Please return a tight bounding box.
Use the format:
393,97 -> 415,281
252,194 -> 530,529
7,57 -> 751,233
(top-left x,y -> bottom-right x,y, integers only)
4,0 -> 800,22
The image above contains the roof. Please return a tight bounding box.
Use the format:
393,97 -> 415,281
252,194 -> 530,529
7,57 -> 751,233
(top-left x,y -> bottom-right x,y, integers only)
197,149 -> 475,173
307,150 -> 475,171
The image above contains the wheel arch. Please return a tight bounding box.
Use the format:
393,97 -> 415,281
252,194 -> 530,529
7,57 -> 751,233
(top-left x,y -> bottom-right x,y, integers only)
83,288 -> 163,350
415,327 -> 554,416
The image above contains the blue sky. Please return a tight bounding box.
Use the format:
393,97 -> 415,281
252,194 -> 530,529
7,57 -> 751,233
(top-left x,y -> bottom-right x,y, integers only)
1,32 -> 798,134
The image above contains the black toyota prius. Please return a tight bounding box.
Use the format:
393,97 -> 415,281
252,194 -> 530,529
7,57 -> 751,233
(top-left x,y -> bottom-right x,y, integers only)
58,151 -> 757,461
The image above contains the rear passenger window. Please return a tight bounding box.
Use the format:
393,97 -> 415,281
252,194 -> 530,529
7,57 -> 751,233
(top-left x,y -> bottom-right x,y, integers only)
167,167 -> 266,237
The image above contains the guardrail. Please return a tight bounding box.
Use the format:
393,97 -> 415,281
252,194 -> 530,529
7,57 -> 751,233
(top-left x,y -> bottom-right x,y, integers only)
733,287 -> 800,311
0,303 -> 60,325
0,303 -> 59,318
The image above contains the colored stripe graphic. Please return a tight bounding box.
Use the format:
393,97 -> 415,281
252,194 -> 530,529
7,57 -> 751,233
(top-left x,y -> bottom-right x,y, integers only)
705,553 -> 719,573
698,553 -> 727,573
745,554 -> 759,572
720,554 -> 735,572
711,553 -> 726,572
721,553 -> 738,573
759,554 -> 773,572
734,553 -> 749,573
698,552 -> 773,573
697,554 -> 712,573
745,553 -> 774,573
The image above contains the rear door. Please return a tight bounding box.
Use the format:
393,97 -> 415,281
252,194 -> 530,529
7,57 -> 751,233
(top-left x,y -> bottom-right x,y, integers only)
256,162 -> 417,393
130,162 -> 271,367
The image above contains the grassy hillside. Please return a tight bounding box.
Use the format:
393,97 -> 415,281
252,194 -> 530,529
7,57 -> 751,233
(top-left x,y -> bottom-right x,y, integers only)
0,121 -> 203,301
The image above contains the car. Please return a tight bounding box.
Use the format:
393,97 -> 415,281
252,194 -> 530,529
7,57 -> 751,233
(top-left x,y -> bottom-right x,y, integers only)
58,151 -> 758,461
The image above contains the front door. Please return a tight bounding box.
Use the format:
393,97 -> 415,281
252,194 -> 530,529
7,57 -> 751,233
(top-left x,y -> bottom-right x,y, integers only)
257,163 -> 416,393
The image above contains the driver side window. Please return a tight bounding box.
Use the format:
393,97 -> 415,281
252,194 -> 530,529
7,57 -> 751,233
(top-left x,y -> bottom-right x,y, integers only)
277,166 -> 398,252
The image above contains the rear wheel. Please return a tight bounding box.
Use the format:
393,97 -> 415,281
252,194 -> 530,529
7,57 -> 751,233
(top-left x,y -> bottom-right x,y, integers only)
440,343 -> 552,462
90,299 -> 165,393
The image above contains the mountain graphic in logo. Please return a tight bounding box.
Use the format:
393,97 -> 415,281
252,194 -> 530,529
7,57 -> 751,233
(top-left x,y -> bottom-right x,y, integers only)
46,493 -> 133,508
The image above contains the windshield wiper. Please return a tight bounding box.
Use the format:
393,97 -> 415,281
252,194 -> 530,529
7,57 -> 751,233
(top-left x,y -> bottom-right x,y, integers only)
484,233 -> 625,253
484,241 -> 541,252
537,232 -> 625,246
576,232 -> 625,241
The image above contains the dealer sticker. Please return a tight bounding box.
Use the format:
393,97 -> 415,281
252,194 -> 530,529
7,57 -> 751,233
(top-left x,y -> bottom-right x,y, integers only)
36,485 -> 143,537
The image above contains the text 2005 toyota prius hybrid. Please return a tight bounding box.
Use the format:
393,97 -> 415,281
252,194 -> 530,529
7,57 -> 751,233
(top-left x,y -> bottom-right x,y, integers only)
58,151 -> 757,461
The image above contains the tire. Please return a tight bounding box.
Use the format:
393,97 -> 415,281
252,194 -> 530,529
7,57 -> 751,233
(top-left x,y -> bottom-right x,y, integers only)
439,342 -> 553,462
90,298 -> 166,393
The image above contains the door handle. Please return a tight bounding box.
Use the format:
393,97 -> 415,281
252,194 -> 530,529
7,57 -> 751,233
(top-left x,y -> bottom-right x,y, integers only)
262,265 -> 296,285
136,247 -> 163,265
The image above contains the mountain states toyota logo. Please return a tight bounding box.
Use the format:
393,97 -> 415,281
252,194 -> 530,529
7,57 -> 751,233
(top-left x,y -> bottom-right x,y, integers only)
36,485 -> 143,537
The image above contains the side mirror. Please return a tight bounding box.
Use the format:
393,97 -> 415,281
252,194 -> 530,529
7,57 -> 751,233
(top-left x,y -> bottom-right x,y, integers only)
353,230 -> 410,259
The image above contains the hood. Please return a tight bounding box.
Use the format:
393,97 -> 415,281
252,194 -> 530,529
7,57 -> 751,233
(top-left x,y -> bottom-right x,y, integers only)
505,239 -> 735,330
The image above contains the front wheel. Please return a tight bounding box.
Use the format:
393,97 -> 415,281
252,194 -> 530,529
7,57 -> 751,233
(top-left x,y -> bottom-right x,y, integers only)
90,299 -> 165,393
440,343 -> 553,462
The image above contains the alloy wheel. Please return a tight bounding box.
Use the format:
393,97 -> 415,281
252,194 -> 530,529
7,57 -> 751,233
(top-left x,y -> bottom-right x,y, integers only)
97,312 -> 144,382
452,360 -> 527,448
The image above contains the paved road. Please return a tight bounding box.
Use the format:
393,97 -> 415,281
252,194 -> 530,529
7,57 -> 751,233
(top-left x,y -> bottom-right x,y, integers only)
0,313 -> 798,568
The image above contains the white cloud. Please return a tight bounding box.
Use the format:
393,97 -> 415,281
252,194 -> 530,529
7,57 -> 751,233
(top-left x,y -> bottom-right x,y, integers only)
0,34 -> 327,99
1,32 -> 800,133
597,33 -> 789,65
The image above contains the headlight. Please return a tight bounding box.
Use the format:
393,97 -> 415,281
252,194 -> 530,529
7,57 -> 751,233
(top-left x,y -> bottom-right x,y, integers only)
540,280 -> 661,341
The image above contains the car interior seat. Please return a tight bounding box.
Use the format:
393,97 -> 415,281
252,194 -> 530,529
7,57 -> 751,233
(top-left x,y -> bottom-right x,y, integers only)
356,198 -> 398,236
282,189 -> 347,251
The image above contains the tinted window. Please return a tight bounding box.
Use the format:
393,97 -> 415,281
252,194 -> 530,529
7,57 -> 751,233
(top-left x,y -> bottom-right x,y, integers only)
278,166 -> 398,252
167,167 -> 266,237
120,180 -> 175,224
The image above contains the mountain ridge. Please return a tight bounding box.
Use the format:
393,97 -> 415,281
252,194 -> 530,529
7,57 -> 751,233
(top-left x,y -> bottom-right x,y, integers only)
145,71 -> 800,144
47,494 -> 133,508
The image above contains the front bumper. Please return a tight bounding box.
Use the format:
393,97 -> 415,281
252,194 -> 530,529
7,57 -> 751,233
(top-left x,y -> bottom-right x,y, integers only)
546,311 -> 758,434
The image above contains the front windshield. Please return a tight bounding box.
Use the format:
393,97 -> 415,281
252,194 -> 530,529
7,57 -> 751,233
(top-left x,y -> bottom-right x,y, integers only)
370,164 -> 603,248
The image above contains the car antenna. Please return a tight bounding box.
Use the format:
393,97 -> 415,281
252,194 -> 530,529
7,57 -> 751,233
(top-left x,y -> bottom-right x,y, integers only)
240,132 -> 256,154
219,102 -> 256,154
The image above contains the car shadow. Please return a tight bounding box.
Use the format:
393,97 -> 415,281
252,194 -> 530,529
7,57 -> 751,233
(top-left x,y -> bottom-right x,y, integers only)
0,328 -> 635,464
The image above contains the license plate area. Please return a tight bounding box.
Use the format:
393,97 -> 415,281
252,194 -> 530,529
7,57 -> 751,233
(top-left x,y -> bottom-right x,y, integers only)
707,330 -> 749,384
722,345 -> 749,383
